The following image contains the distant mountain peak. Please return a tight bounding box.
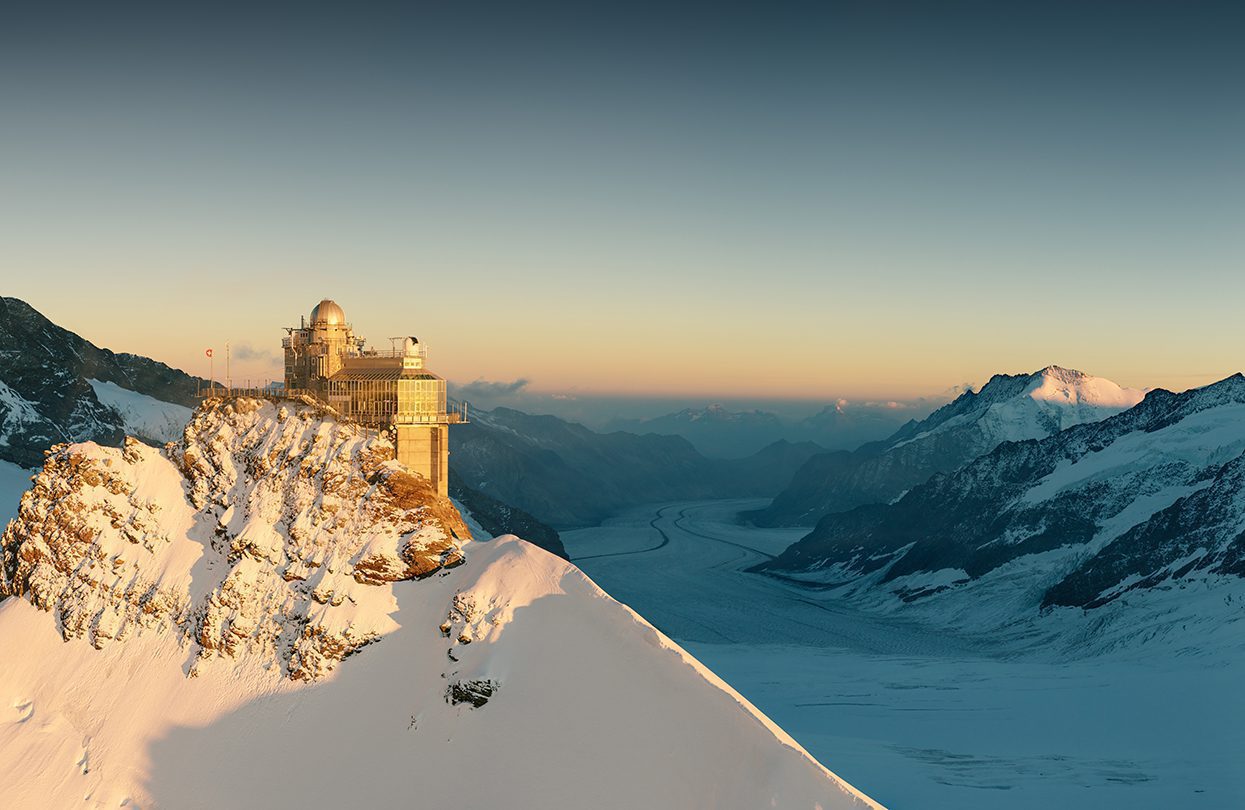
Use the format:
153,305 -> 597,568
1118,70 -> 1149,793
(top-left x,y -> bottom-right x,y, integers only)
919,365 -> 1144,438
1035,363 -> 1087,380
1022,365 -> 1144,410
755,365 -> 1148,527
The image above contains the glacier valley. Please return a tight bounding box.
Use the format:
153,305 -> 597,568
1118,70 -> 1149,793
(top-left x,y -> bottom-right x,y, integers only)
564,499 -> 1245,810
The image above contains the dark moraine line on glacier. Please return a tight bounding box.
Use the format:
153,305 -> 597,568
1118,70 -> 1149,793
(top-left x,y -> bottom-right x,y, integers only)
671,512 -> 776,560
571,504 -> 682,562
573,505 -> 777,564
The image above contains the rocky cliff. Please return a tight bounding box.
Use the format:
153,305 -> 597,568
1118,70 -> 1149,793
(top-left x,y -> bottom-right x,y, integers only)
2,397 -> 468,679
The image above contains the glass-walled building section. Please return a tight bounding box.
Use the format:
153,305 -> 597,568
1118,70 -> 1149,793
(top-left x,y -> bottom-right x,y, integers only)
326,375 -> 398,426
397,377 -> 447,422
327,368 -> 448,427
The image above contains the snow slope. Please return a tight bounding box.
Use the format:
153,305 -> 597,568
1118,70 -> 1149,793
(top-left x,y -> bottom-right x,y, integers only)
0,398 -> 878,810
88,378 -> 192,444
889,365 -> 1145,449
755,366 -> 1144,525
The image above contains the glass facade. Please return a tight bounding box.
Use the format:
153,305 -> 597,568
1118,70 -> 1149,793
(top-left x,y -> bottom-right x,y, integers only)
326,369 -> 447,427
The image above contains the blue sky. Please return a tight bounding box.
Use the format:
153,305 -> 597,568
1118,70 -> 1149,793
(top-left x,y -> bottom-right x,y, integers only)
3,1 -> 1242,414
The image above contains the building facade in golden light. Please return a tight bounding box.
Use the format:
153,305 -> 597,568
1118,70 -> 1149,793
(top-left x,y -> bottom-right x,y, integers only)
283,299 -> 463,496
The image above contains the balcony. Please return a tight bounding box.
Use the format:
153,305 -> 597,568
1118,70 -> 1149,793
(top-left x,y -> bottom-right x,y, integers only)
395,402 -> 469,425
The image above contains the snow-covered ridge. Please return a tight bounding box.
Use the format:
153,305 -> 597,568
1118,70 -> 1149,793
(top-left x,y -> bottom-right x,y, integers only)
0,398 -> 880,809
755,365 -> 1144,526
891,365 -> 1145,448
2,397 -> 468,679
1027,364 -> 1145,408
87,378 -> 192,444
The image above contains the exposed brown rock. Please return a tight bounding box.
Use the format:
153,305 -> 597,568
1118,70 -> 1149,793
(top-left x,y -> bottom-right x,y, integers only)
2,397 -> 472,682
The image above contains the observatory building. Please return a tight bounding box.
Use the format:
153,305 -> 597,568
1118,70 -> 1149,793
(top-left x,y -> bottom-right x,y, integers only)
282,299 -> 464,496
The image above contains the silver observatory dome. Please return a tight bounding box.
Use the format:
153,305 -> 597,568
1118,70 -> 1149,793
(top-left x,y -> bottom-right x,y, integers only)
309,299 -> 346,326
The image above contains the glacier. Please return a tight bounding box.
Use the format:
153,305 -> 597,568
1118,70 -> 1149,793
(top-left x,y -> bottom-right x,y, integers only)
565,499 -> 1245,809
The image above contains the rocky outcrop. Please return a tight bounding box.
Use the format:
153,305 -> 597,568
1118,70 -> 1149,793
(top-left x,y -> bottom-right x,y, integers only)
1,437 -> 191,649
1,397 -> 471,680
0,296 -> 206,467
1042,451 -> 1245,609
446,678 -> 499,708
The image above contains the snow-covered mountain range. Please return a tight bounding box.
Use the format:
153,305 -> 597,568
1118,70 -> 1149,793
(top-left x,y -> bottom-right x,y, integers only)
0,297 -> 202,467
757,374 -> 1245,655
751,366 -> 1145,526
0,398 -> 878,809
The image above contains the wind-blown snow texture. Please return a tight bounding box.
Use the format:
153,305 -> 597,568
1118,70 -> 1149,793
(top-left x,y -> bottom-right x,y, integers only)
0,398 -> 877,810
753,366 -> 1144,526
761,374 -> 1245,653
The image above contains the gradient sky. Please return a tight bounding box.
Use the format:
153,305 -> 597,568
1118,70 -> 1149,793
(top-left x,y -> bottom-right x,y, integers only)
3,1 -> 1242,410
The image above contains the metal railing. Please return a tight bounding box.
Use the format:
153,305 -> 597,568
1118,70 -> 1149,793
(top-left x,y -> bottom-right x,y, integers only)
196,385 -> 312,400
195,387 -> 468,425
394,406 -> 469,425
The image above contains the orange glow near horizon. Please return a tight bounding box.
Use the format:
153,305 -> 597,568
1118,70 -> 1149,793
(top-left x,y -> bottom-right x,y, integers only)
21,270 -> 1238,406
36,288 -> 1233,407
